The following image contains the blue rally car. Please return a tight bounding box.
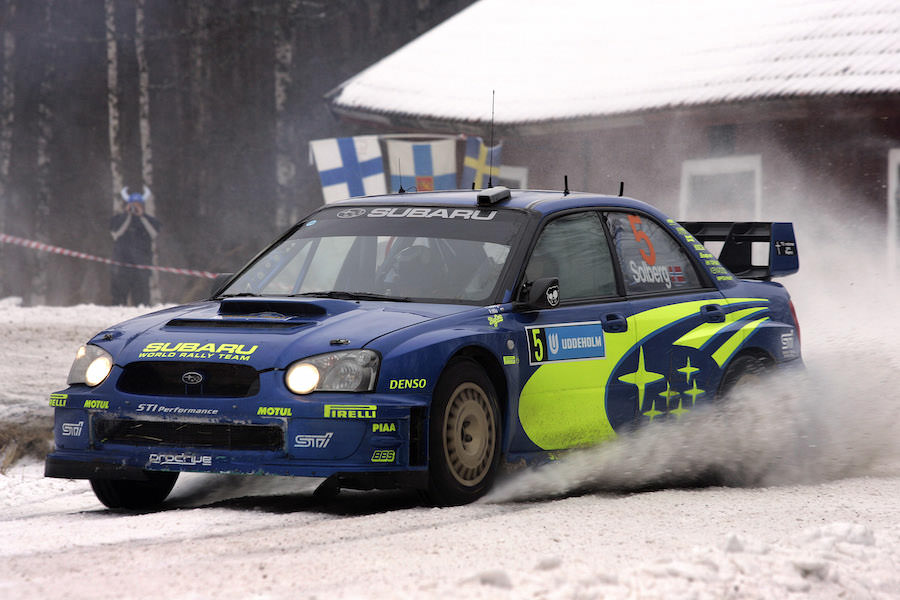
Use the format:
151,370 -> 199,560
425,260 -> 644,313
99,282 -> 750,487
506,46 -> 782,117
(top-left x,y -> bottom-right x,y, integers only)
45,187 -> 801,508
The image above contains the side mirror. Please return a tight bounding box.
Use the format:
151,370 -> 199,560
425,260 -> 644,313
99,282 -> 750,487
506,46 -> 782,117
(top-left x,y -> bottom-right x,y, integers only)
520,277 -> 560,310
209,273 -> 234,297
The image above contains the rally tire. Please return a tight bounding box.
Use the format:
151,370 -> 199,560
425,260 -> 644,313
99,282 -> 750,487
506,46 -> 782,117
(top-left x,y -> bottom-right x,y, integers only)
90,471 -> 179,510
426,359 -> 501,506
718,354 -> 771,398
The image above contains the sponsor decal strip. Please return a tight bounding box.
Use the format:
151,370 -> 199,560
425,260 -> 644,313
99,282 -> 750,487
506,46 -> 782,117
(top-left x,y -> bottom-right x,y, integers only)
526,321 -> 606,365
138,403 -> 219,415
388,379 -> 426,390
371,449 -> 396,463
149,453 -> 212,467
324,404 -> 376,419
360,207 -> 497,220
294,432 -> 332,448
61,421 -> 84,437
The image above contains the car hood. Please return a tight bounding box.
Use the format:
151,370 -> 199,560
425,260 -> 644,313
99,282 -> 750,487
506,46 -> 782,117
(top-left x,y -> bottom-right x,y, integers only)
92,297 -> 470,369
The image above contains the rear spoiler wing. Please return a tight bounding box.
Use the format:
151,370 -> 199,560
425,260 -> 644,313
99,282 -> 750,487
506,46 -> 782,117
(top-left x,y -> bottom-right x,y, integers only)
680,221 -> 798,280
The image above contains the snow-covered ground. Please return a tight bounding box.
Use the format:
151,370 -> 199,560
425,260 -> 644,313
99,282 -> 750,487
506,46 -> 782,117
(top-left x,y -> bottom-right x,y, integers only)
2,225 -> 900,598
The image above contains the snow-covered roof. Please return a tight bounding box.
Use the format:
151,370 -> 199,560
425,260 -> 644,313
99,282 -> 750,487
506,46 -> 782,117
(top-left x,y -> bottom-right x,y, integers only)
329,0 -> 900,129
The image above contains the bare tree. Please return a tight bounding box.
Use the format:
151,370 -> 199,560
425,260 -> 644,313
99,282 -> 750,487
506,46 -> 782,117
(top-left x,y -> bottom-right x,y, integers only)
31,0 -> 55,305
135,0 -> 160,303
0,0 -> 15,199
135,0 -> 153,201
105,0 -> 123,214
274,0 -> 299,228
0,0 -> 16,297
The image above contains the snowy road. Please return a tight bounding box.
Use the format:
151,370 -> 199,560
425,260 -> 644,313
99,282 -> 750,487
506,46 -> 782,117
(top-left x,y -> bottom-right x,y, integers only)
3,240 -> 900,598
3,459 -> 900,599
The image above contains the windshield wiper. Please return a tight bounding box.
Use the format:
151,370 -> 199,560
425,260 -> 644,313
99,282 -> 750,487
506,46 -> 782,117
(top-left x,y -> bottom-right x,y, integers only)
294,291 -> 411,302
218,292 -> 259,298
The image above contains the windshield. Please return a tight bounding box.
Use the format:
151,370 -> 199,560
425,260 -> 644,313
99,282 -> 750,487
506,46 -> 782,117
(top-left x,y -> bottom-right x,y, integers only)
221,205 -> 527,304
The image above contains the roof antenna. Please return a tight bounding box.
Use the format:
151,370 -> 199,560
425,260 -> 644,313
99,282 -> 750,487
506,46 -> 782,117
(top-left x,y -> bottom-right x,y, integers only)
397,159 -> 405,194
563,175 -> 570,196
487,90 -> 495,188
618,181 -> 624,197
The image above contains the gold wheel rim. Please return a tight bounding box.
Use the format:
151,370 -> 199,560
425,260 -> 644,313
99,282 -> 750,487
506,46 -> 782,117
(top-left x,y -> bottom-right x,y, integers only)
443,382 -> 496,486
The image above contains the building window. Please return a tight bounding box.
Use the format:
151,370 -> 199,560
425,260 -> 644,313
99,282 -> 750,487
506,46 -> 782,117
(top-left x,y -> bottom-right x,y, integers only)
496,165 -> 528,189
679,155 -> 762,221
707,124 -> 736,157
888,149 -> 900,271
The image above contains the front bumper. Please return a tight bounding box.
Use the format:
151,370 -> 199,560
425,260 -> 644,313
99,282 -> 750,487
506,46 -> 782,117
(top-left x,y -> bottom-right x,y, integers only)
45,386 -> 429,486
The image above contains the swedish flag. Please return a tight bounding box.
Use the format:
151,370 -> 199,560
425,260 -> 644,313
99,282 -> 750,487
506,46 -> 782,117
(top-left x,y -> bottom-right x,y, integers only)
461,136 -> 502,189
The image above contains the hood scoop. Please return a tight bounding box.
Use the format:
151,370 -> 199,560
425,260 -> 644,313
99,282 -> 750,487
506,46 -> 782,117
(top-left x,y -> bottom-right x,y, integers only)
164,298 -> 332,330
165,318 -> 310,330
218,298 -> 328,318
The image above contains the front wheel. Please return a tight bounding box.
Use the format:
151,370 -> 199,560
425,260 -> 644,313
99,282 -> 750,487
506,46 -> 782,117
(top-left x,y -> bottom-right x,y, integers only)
90,471 -> 179,510
426,359 -> 501,505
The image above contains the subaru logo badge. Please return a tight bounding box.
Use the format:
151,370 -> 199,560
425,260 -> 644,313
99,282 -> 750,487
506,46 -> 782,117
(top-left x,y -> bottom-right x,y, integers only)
336,208 -> 366,219
182,371 -> 203,385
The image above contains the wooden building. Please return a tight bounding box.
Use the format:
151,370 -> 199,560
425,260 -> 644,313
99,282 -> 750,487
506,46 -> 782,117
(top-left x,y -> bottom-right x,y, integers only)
326,0 -> 900,266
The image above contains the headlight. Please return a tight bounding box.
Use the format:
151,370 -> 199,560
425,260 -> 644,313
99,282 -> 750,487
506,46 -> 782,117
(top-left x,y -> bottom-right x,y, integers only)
284,350 -> 379,394
67,344 -> 114,387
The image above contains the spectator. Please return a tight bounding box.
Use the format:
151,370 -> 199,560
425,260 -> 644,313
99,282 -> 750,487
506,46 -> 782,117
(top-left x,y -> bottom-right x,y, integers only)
110,186 -> 160,305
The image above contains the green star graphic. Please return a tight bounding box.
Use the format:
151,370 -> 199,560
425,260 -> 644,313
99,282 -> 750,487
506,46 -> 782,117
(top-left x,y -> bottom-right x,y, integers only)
643,403 -> 664,421
618,347 -> 665,413
677,356 -> 700,383
683,379 -> 706,405
669,397 -> 690,419
658,380 -> 680,406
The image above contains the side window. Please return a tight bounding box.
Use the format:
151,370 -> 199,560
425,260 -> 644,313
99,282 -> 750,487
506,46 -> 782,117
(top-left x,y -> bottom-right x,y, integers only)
524,212 -> 617,301
606,212 -> 703,294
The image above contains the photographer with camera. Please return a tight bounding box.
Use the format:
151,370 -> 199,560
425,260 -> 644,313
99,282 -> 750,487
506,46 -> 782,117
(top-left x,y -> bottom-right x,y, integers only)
109,185 -> 160,306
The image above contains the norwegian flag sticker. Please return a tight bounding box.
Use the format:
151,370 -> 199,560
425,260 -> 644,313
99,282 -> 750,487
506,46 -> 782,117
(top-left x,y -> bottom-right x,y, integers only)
668,265 -> 686,284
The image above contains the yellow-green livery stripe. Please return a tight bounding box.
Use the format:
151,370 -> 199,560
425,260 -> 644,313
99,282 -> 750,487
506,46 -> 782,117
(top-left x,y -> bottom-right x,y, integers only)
517,359 -> 620,449
518,298 -> 774,451
711,316 -> 769,367
673,306 -> 768,349
519,299 -> 719,450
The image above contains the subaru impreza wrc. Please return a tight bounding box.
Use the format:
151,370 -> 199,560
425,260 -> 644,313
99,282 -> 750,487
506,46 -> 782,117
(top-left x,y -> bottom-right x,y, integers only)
45,186 -> 800,508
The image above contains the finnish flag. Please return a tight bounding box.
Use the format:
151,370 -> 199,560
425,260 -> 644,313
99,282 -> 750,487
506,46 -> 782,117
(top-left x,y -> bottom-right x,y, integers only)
310,136 -> 387,204
385,138 -> 457,193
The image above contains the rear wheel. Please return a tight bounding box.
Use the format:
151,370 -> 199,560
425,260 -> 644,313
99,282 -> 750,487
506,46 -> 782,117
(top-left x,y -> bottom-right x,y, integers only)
426,359 -> 501,505
90,471 -> 179,510
718,354 -> 771,398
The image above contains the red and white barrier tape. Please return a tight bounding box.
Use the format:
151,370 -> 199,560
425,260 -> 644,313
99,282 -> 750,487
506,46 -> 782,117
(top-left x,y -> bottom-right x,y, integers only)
0,232 -> 222,279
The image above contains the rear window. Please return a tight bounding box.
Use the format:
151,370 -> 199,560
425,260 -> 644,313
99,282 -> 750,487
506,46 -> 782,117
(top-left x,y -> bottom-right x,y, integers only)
605,212 -> 703,294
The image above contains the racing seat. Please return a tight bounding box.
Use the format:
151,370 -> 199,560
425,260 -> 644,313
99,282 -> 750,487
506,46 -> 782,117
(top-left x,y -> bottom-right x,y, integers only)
380,244 -> 446,297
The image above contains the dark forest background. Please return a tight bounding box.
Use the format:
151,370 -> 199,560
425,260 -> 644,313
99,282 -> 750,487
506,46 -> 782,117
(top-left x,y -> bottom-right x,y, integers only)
0,0 -> 476,306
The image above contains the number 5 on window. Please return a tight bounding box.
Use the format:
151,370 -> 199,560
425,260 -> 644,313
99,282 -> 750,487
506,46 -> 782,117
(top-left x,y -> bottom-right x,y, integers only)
627,214 -> 656,265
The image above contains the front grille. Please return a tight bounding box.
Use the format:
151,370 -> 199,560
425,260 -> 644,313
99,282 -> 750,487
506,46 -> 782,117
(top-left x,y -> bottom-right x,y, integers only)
117,361 -> 259,397
95,419 -> 284,451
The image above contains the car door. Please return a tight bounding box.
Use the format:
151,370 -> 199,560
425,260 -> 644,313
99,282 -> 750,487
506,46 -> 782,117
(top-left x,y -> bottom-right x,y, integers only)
509,210 -> 638,452
603,210 -> 728,426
